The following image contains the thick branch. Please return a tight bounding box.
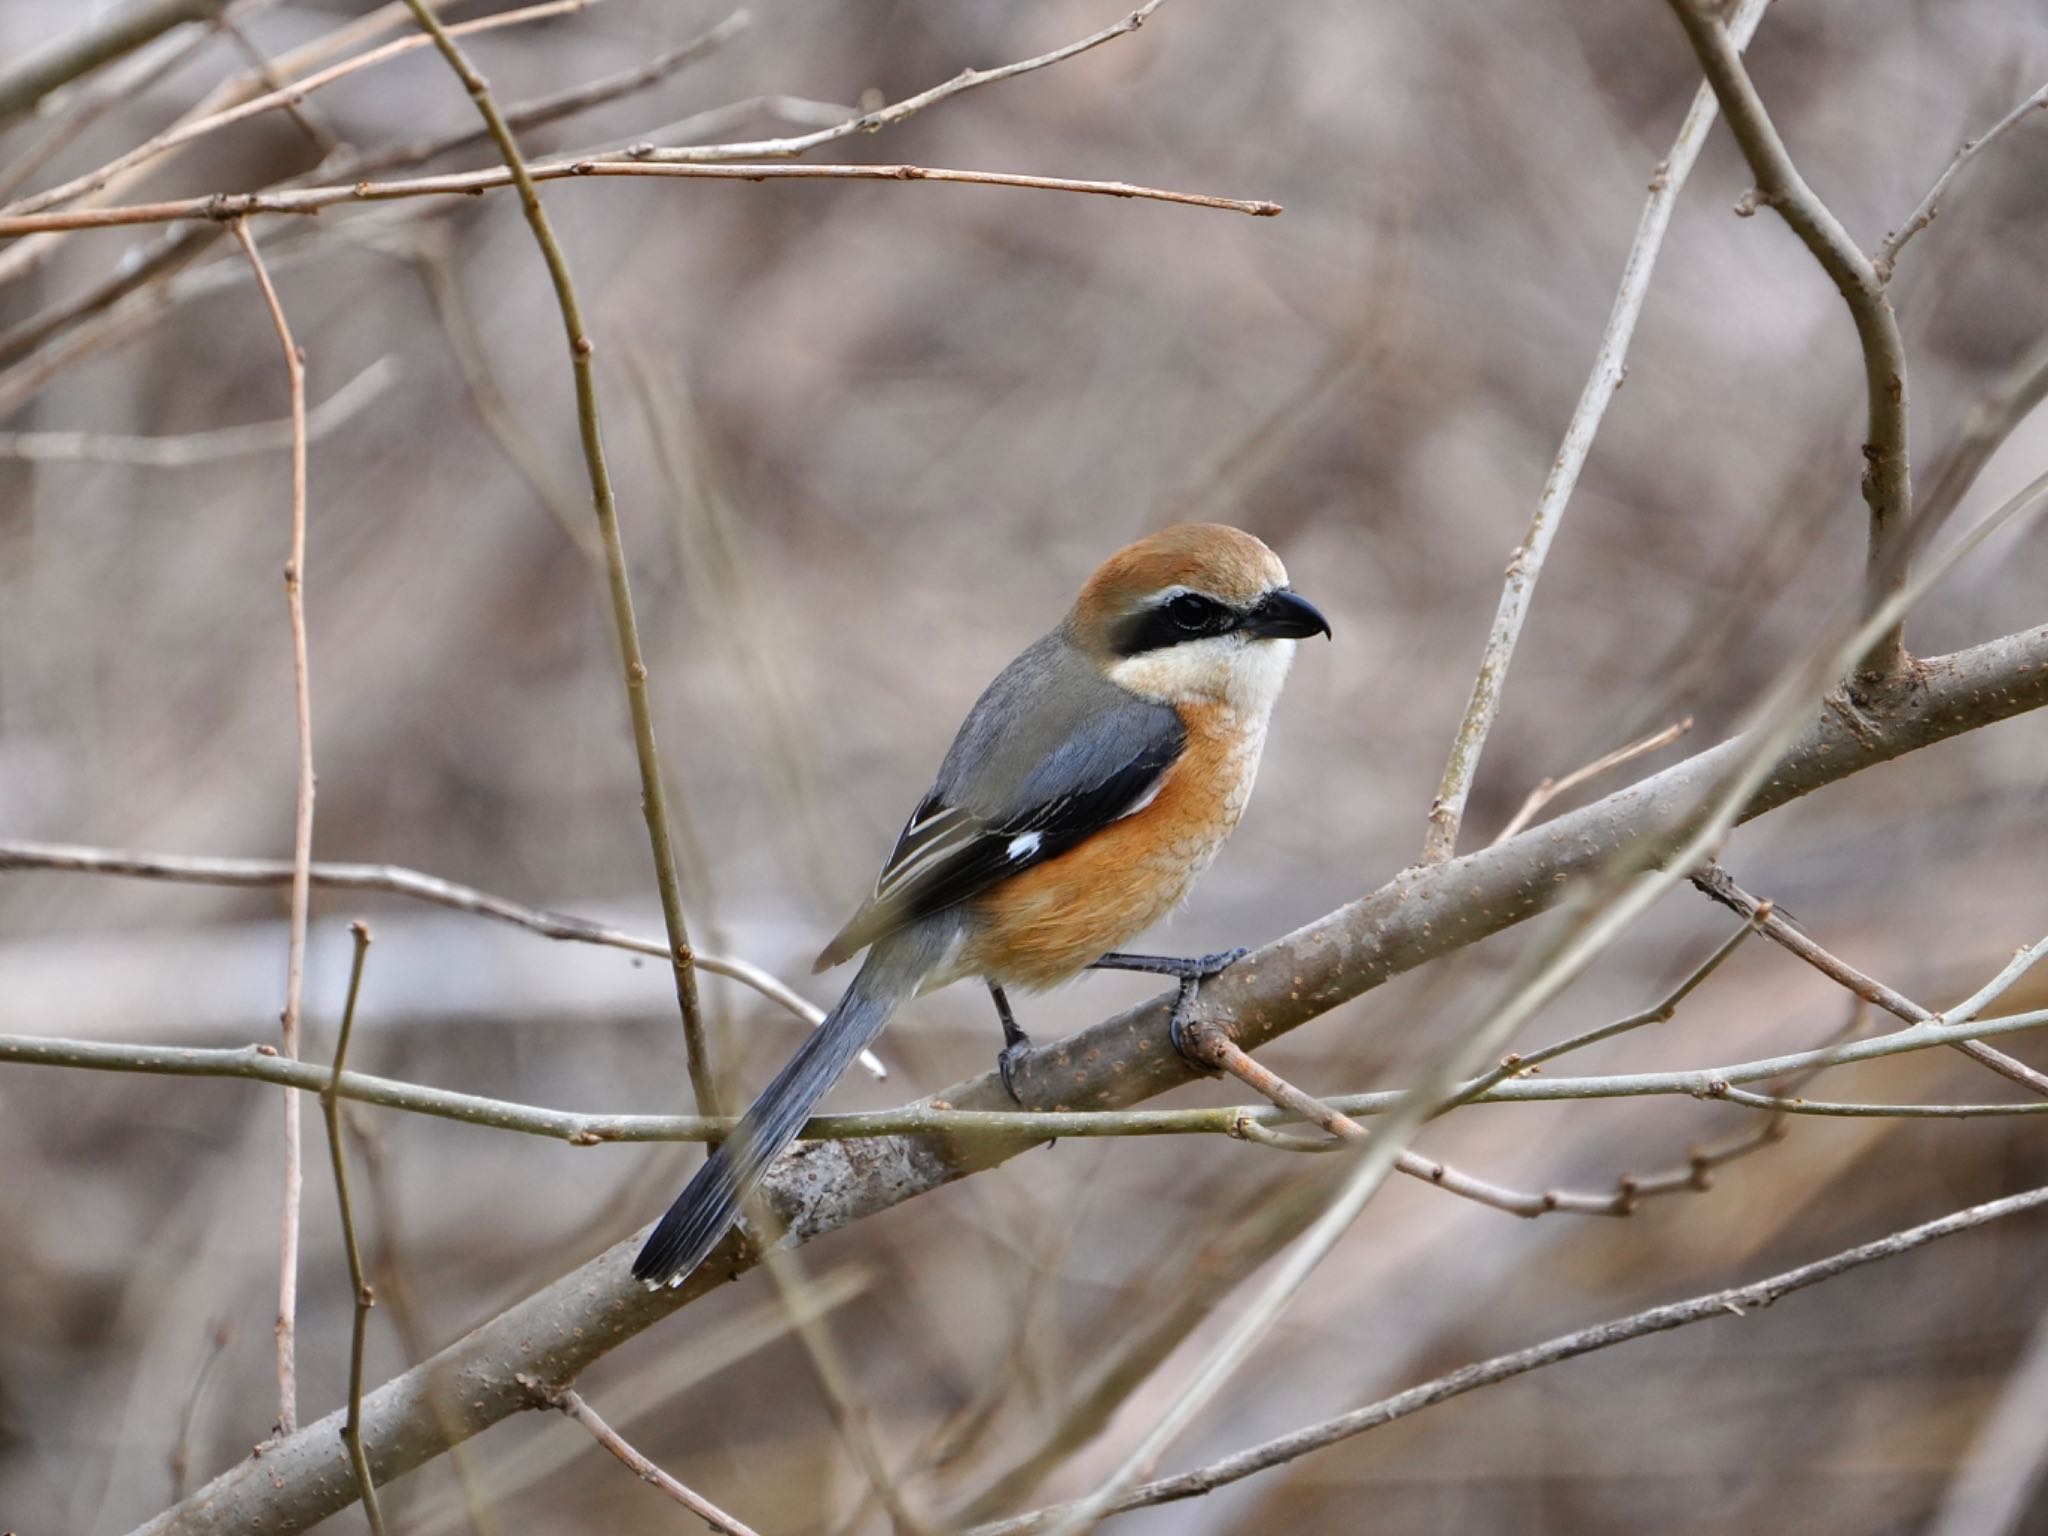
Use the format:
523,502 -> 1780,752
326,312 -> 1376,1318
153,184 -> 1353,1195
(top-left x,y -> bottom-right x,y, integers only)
127,622 -> 2048,1536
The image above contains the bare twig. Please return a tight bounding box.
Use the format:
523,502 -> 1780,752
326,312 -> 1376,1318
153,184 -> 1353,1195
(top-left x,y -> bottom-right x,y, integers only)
540,1386 -> 761,1536
1693,864 -> 2048,1096
166,1321 -> 233,1501
397,1 -> 718,1117
6,901 -> 2048,1147
1489,718 -> 1693,845
1663,0 -> 1913,683
972,1185 -> 2048,1533
0,14 -> 743,375
1915,331 -> 2048,544
1417,0 -> 1767,864
954,1177 -> 1338,1525
320,924 -> 387,1536
1456,913 -> 1763,1102
0,2 -> 447,294
232,215 -> 312,1437
403,234 -> 598,559
0,0 -> 222,125
1715,1088 -> 2048,1118
0,160 -> 1283,237
0,837 -> 891,1078
2,0 -> 602,218
340,11 -> 751,181
0,12 -> 222,202
0,225 -> 215,373
627,0 -> 1170,164
0,355 -> 394,464
1190,1025 -> 1635,1217
630,95 -> 854,150
1879,81 -> 2048,276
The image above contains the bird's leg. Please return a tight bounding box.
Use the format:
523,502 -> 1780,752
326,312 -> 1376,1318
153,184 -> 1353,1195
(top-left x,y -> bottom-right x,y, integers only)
988,981 -> 1033,1103
1088,948 -> 1249,1064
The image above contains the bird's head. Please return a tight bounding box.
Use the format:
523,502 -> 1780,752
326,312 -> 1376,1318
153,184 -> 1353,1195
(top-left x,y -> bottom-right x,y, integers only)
1069,523 -> 1331,712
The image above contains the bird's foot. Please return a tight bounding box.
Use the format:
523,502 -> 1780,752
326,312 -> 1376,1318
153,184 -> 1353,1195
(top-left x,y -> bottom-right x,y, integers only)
1089,948 -> 1250,1070
997,1034 -> 1033,1104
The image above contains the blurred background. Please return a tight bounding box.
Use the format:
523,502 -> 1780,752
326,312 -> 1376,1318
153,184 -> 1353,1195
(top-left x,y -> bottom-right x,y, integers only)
3,0 -> 2048,1530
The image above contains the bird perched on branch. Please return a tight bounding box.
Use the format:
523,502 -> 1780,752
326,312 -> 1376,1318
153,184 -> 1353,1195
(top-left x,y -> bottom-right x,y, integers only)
633,522 -> 1331,1288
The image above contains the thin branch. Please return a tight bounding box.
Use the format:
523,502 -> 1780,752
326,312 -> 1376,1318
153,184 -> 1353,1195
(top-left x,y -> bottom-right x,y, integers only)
953,1178 -> 1336,1526
971,1184 -> 2048,1533
627,95 -> 854,151
0,355 -> 395,464
1663,0 -> 1913,683
1694,864 -> 2048,1096
402,232 -> 599,560
625,0 -> 1170,164
0,159 -> 1284,237
0,1 -> 439,294
0,12 -> 744,376
1457,913 -> 1763,1102
1915,331 -> 2048,544
0,839 -> 887,1078
0,10 -> 223,203
166,1320 -> 233,1502
339,11 -> 751,182
321,924 -> 387,1536
0,0 -> 222,125
1417,0 -> 1767,864
232,215 -> 312,1438
121,618 -> 2048,1536
8,972 -> 2044,1150
398,0 -> 718,1118
1879,80 -> 2048,276
2,0 -> 603,218
1716,1088 -> 2048,1118
1489,717 -> 1693,846
1188,1023 -> 1641,1218
539,1386 -> 761,1536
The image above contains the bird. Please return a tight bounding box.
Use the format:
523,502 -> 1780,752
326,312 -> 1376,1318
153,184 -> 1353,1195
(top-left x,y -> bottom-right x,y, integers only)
632,522 -> 1331,1288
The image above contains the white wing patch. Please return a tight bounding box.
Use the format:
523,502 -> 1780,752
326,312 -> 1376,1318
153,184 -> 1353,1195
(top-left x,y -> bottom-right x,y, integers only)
1006,831 -> 1043,861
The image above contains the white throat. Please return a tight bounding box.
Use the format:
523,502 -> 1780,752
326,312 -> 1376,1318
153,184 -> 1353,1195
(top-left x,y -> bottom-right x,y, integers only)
1107,634 -> 1296,718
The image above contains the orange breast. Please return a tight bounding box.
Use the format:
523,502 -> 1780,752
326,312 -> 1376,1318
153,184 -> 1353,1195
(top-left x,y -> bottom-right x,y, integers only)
960,701 -> 1265,991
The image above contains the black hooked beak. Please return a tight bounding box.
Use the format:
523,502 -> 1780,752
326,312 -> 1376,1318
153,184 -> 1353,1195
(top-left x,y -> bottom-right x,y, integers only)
1245,588 -> 1332,641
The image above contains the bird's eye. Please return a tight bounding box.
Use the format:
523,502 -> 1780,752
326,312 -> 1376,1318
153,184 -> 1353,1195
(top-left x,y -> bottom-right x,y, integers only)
1166,593 -> 1215,631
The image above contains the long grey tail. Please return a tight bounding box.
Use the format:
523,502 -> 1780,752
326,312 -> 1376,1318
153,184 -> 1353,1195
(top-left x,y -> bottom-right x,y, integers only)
631,936 -> 926,1288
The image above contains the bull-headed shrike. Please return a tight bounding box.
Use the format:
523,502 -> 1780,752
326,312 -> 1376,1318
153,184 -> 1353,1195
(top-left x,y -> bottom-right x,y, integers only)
634,522 -> 1330,1287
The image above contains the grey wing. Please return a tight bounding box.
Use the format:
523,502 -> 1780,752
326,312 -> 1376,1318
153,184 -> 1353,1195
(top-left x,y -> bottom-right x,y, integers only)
813,633 -> 1184,970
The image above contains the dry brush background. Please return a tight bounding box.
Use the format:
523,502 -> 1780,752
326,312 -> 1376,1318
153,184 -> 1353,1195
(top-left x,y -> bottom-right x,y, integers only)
3,0 -> 2048,1531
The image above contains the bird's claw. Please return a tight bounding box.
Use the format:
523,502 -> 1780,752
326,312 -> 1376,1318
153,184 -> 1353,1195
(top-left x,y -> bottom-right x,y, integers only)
997,1038 -> 1033,1104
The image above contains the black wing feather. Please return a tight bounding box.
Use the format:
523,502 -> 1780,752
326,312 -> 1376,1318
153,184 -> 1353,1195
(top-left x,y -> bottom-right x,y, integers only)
873,734 -> 1180,925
